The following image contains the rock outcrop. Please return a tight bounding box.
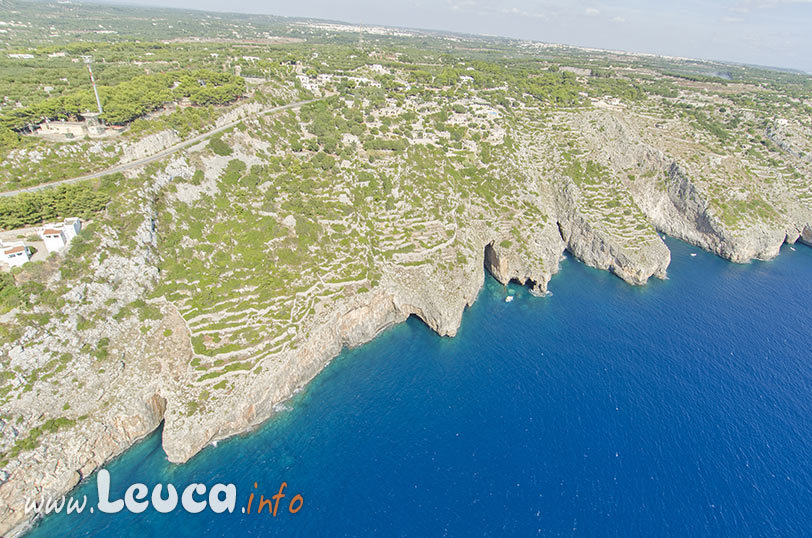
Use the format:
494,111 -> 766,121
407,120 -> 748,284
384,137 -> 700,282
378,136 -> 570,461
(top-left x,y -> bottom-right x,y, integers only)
121,130 -> 181,163
801,224 -> 812,246
556,182 -> 670,285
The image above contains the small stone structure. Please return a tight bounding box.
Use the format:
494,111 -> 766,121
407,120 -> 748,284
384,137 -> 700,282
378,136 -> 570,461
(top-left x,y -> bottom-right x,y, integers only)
37,113 -> 106,140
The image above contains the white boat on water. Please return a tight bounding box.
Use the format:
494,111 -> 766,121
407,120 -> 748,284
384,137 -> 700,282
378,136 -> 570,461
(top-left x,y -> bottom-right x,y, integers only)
505,296 -> 514,303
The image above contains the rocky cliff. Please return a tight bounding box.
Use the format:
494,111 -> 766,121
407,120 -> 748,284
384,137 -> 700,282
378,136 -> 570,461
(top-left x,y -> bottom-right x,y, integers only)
1,95 -> 810,538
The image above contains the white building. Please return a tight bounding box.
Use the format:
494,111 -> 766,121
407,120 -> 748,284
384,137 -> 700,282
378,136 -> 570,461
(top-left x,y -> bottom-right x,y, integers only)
347,76 -> 376,86
39,218 -> 82,253
296,74 -> 318,92
2,241 -> 31,267
63,217 -> 81,242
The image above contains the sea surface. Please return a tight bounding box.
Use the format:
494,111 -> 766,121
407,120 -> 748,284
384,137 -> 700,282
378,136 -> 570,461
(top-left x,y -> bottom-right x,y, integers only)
28,239 -> 812,537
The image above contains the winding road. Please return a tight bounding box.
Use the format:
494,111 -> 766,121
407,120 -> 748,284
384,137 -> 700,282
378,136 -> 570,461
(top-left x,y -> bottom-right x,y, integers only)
1,98 -> 319,198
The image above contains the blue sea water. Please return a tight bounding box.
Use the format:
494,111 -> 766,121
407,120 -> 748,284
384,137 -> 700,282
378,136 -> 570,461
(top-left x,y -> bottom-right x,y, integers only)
28,239 -> 812,537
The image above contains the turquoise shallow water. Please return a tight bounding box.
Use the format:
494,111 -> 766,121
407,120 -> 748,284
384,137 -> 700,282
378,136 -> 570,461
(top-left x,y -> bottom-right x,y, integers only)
27,238 -> 812,537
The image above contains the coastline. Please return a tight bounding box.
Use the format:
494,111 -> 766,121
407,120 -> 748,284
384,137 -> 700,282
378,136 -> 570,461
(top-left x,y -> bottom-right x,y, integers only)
7,233 -> 811,537
2,68 -> 811,538
17,237 -> 812,537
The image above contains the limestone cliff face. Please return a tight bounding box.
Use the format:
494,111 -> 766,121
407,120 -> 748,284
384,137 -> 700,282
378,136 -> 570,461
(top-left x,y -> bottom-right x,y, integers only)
0,358 -> 175,537
801,225 -> 812,246
484,221 -> 565,294
120,130 -> 181,163
630,161 -> 801,263
484,241 -> 554,294
157,211 -> 574,466
0,394 -> 166,523
0,201 -> 806,538
557,215 -> 670,285
566,108 -> 811,266
0,294 -> 192,534
555,182 -> 670,285
161,290 -> 413,463
161,243 -> 490,463
97,184 -> 676,474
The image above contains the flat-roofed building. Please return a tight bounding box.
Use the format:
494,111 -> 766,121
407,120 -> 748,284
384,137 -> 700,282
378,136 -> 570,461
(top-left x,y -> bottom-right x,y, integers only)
1,241 -> 31,267
39,218 -> 82,253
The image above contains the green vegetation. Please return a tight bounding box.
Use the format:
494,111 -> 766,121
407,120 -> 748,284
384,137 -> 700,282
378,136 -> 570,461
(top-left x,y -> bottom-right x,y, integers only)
128,105 -> 219,139
2,70 -> 245,130
0,182 -> 110,229
209,136 -> 233,156
563,158 -> 607,187
1,416 -> 77,463
0,273 -> 22,314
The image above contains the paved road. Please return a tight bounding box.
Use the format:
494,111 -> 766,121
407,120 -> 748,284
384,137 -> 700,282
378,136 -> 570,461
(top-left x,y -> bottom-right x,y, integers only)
1,98 -> 318,198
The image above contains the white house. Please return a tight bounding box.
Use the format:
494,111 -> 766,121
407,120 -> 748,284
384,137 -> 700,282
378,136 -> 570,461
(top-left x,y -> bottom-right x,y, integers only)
40,225 -> 66,252
296,74 -> 318,92
2,241 -> 31,267
63,217 -> 81,241
39,218 -> 82,253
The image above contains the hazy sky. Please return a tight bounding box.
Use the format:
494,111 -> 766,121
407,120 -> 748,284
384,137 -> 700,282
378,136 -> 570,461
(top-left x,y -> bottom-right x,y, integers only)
104,0 -> 812,72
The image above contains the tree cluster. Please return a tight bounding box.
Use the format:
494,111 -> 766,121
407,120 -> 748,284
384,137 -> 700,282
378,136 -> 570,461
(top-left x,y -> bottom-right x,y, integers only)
0,182 -> 110,230
1,69 -> 245,130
